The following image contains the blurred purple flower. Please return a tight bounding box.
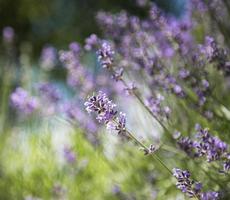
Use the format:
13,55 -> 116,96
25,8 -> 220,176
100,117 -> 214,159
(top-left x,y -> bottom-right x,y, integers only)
200,191 -> 219,200
3,26 -> 14,43
177,137 -> 195,157
40,46 -> 57,70
84,34 -> 99,51
38,83 -> 61,103
63,147 -> 76,164
10,88 -> 39,115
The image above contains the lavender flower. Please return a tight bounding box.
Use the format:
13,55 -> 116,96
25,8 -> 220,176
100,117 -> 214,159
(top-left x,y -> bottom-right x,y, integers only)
179,69 -> 190,79
59,44 -> 94,95
147,94 -> 171,119
84,91 -> 117,123
107,112 -> 126,136
178,124 -> 229,172
38,83 -> 61,103
85,91 -> 127,136
3,26 -> 14,43
97,42 -> 114,68
195,127 -> 228,162
40,46 -> 57,70
10,88 -> 39,115
173,168 -> 220,199
177,137 -> 195,157
69,42 -> 81,55
84,34 -> 99,51
223,154 -> 230,172
173,168 -> 199,198
200,191 -> 219,200
199,36 -> 230,76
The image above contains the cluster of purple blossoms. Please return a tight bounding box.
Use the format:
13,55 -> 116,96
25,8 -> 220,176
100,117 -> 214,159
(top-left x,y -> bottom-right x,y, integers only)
58,40 -> 122,143
37,83 -> 61,115
173,168 -> 201,198
177,137 -> 195,157
95,5 -> 192,98
173,168 -> 219,199
94,0 -> 230,121
195,125 -> 228,162
40,46 -> 57,70
147,94 -> 171,119
37,83 -> 61,104
59,42 -> 94,97
84,34 -> 99,51
201,191 -> 220,200
10,88 -> 39,115
177,124 -> 229,172
84,91 -> 127,137
59,40 -> 121,99
97,42 -> 115,69
199,36 -> 230,76
106,112 -> 126,135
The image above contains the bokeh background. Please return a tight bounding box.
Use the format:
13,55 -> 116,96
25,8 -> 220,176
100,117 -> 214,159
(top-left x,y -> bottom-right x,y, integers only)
2,0 -> 229,200
0,0 -> 186,53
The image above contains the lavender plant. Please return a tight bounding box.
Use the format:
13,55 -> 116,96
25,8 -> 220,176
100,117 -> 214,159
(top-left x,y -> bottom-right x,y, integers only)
2,0 -> 230,199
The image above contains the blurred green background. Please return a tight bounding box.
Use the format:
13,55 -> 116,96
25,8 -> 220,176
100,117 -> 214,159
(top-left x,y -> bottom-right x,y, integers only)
0,0 -> 186,55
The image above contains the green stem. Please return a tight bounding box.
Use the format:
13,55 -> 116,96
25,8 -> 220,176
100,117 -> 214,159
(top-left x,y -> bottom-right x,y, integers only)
119,78 -> 172,137
113,119 -> 172,175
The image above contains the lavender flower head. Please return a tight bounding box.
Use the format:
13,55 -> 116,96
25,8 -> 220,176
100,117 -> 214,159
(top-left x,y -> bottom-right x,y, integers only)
38,83 -> 61,103
97,42 -> 115,68
10,87 -> 39,115
84,91 -> 117,123
147,94 -> 171,119
200,191 -> 219,200
106,112 -> 126,136
198,36 -> 215,61
3,26 -> 14,43
173,168 -> 220,199
195,125 -> 228,162
177,137 -> 195,157
84,34 -> 99,51
173,168 -> 198,198
85,91 -> 127,136
40,46 -> 57,70
69,42 -> 81,55
223,154 -> 230,172
178,124 -> 230,172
